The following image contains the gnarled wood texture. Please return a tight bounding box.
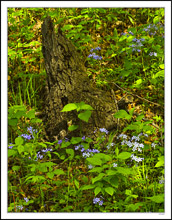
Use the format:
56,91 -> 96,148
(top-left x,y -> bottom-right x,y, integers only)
41,16 -> 117,140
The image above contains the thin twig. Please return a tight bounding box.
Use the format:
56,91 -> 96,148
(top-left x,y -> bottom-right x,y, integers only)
106,80 -> 164,109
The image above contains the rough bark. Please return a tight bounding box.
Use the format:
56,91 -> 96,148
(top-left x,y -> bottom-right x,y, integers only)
41,16 -> 117,141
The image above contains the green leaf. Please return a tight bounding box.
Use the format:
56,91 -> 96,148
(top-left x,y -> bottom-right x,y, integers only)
154,160 -> 164,167
8,118 -> 18,126
117,152 -> 131,160
136,114 -> 144,121
114,110 -> 132,120
109,176 -> 118,188
76,102 -> 94,111
47,172 -> 54,179
62,25 -> 74,31
105,187 -> 114,196
115,147 -> 119,156
80,184 -> 95,191
153,16 -> 160,24
74,179 -> 79,189
78,110 -> 92,122
92,173 -> 105,184
93,153 -> 112,162
128,16 -> 135,25
145,194 -> 164,203
116,167 -> 133,175
61,103 -> 77,112
12,166 -> 20,171
26,109 -> 35,119
53,169 -> 65,175
94,187 -> 101,196
133,79 -> 142,88
159,64 -> 164,69
15,136 -> 24,145
88,167 -> 103,173
70,137 -> 82,144
106,170 -> 117,176
66,148 -> 74,159
68,125 -> 79,131
153,70 -> 164,79
129,108 -> 135,116
61,141 -> 71,148
8,149 -> 17,157
86,157 -> 102,166
17,145 -> 24,154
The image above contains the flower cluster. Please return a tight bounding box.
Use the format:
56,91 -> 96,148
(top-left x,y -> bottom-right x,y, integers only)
107,142 -> 115,150
16,205 -> 23,211
20,126 -> 38,141
88,47 -> 102,60
121,31 -> 134,37
74,144 -> 99,158
131,154 -> 144,163
29,147 -> 53,161
149,52 -> 157,56
143,23 -> 159,36
93,197 -> 104,206
27,126 -> 38,136
24,197 -> 29,203
129,38 -> 145,53
118,133 -> 147,153
21,134 -> 32,140
99,128 -> 109,135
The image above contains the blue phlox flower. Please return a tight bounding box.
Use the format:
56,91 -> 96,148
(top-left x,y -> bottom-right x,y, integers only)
95,46 -> 101,50
128,31 -> 134,35
58,140 -> 62,144
24,197 -> 29,203
93,197 -> 104,205
81,147 -> 85,152
126,141 -> 133,148
99,128 -> 109,134
131,154 -> 144,163
75,145 -> 80,150
82,152 -> 90,158
113,162 -> 118,167
8,143 -> 14,149
88,164 -> 94,169
90,48 -> 94,53
82,136 -> 86,141
88,54 -> 93,58
21,134 -> 32,140
16,205 -> 23,211
151,143 -> 156,148
91,149 -> 100,153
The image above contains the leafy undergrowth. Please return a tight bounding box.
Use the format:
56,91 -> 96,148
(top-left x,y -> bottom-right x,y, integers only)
8,8 -> 164,212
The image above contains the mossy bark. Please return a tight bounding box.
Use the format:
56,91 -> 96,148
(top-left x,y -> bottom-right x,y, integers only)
41,16 -> 117,140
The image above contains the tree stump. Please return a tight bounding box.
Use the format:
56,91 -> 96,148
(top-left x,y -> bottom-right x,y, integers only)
41,16 -> 118,141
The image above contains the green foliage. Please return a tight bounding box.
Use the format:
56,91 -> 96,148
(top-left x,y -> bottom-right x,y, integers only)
8,8 -> 164,213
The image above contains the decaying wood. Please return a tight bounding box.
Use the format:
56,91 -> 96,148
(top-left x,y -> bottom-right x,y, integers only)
41,16 -> 118,140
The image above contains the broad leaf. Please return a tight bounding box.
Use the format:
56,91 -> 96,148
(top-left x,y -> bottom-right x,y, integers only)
105,187 -> 114,196
117,152 -> 131,160
78,110 -> 92,122
61,103 -> 77,112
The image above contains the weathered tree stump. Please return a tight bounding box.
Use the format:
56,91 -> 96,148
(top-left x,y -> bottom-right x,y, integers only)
41,16 -> 117,141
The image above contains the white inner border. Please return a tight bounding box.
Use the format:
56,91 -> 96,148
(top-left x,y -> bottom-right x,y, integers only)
1,1 -> 171,219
